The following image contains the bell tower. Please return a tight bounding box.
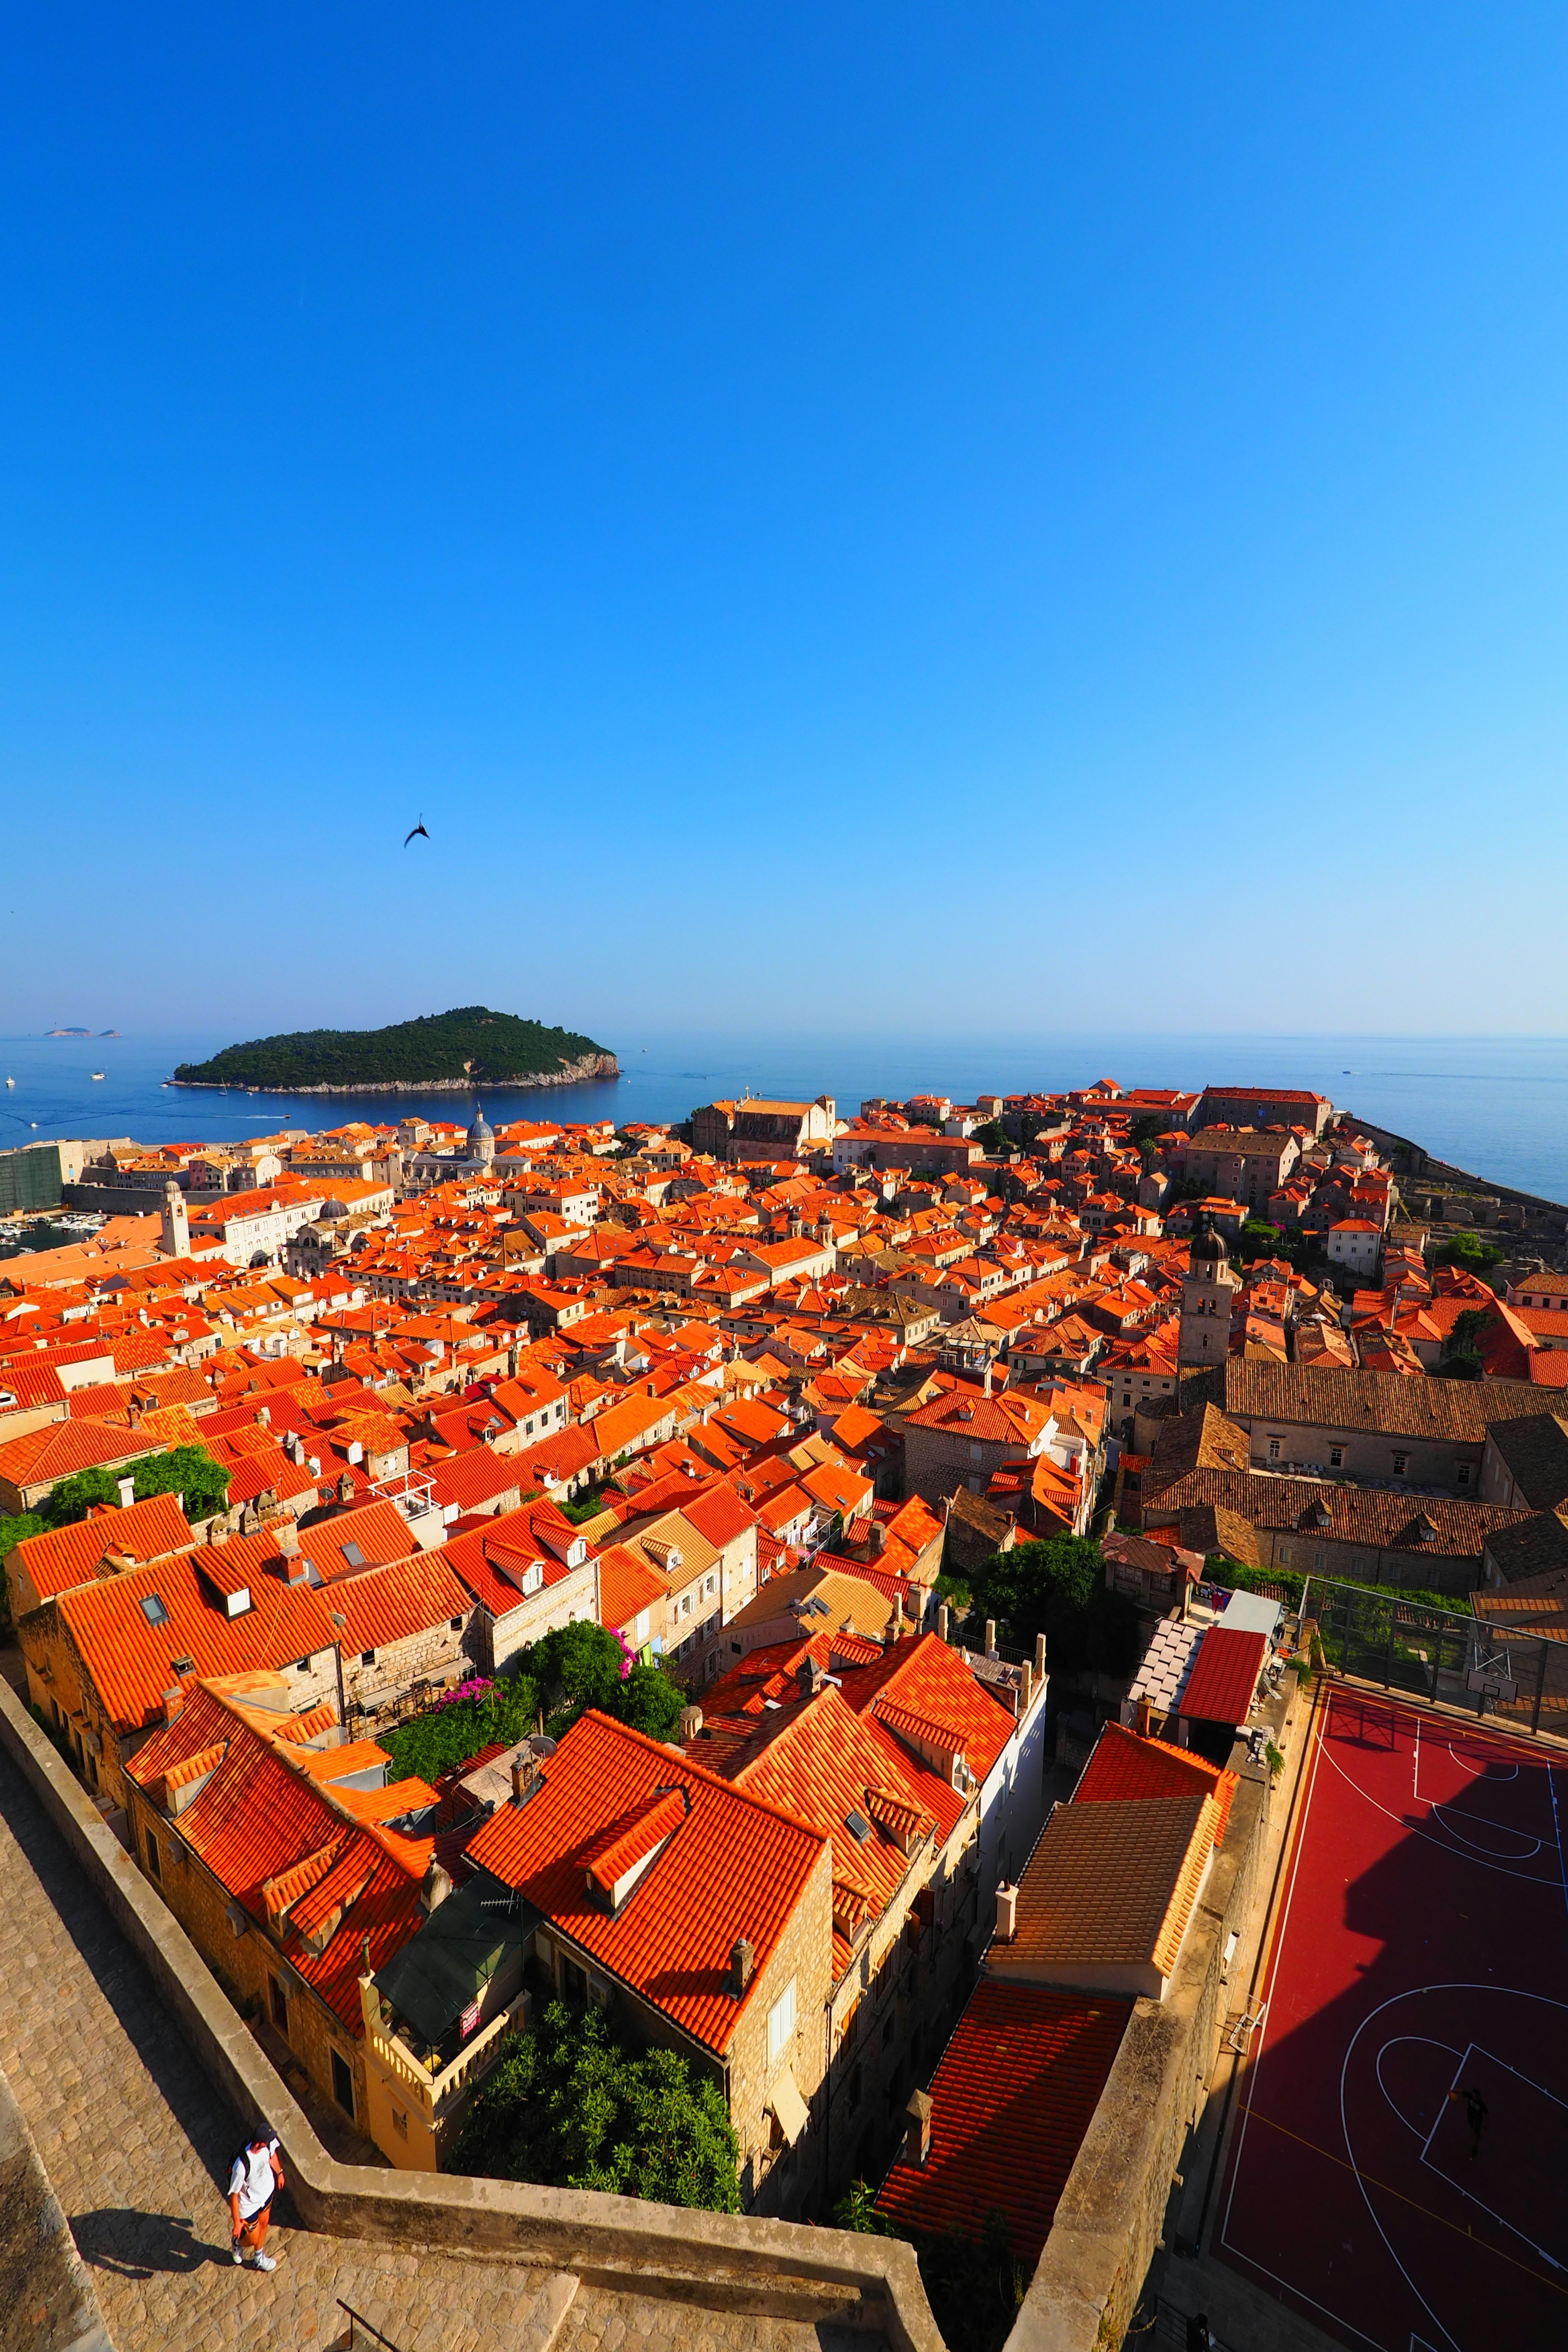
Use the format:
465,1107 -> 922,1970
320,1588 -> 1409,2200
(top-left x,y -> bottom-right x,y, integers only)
1179,1219 -> 1240,1368
160,1179 -> 189,1261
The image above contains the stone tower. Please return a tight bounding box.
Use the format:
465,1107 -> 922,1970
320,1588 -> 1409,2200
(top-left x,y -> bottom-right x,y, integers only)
1178,1219 -> 1240,1369
160,1179 -> 189,1260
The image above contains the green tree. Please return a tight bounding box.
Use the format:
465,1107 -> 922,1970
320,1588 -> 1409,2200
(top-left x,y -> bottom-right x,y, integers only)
42,1443 -> 229,1530
620,1658 -> 686,1741
969,1535 -> 1140,1677
525,1619 -> 629,1731
448,1997 -> 740,2211
1439,1305 -> 1492,1381
381,1669 -> 540,1785
0,1511 -> 45,1638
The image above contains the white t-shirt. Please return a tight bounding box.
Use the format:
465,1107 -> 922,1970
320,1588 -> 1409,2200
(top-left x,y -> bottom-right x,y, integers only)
228,2139 -> 279,2221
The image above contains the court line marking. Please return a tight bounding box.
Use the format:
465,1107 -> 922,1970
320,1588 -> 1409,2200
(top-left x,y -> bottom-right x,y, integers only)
1316,1729 -> 1558,1885
1375,2036 -> 1461,2140
1546,1759 -> 1568,1930
1342,1983 -> 1568,2350
1418,2040 -> 1568,2272
1252,2104 -> 1568,2294
1422,1799 -> 1542,1861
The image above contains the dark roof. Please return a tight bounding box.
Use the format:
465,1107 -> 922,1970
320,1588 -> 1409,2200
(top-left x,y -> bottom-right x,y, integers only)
1224,1360 -> 1557,1446
1485,1415 -> 1568,1511
373,1877 -> 539,2046
1481,1508 -> 1568,1588
1174,1503 -> 1260,1570
874,1980 -> 1130,2258
1145,1467 -> 1528,1561
1144,1405 -> 1252,1501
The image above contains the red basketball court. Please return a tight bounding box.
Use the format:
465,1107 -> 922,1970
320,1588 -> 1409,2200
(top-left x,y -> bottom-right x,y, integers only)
1217,1684 -> 1568,2352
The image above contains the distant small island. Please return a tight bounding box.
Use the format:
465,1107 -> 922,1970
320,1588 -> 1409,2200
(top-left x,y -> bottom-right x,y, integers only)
47,1027 -> 93,1037
170,1006 -> 620,1094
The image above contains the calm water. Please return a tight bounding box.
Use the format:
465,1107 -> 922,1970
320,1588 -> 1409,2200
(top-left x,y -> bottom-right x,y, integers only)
3,1029 -> 1568,1205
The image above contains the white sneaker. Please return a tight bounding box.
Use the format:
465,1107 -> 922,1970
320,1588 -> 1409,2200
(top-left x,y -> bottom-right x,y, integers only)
249,2250 -> 277,2272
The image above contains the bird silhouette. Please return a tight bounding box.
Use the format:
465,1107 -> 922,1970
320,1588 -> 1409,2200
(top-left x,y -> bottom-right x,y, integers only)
403,815 -> 430,847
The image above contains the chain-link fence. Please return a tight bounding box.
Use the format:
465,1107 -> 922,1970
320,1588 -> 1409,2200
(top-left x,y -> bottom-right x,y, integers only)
1301,1575 -> 1566,1741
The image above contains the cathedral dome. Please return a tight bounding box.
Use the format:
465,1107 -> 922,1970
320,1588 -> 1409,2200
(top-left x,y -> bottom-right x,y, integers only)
1190,1218 -> 1229,1265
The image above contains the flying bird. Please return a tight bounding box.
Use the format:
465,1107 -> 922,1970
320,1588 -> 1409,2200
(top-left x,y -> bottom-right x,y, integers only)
403,815 -> 430,847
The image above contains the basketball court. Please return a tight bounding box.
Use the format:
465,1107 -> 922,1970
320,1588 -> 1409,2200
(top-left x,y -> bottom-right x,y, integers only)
1217,1684 -> 1568,2352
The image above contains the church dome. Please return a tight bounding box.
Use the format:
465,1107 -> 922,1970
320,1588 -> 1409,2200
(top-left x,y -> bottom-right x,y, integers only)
1190,1218 -> 1229,1265
467,1105 -> 494,1161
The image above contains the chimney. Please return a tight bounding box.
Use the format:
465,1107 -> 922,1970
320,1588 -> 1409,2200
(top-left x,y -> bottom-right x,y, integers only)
161,1684 -> 185,1724
985,1619 -> 997,1659
677,1704 -> 704,1741
1034,1631 -> 1047,1678
937,1601 -> 950,1643
994,1882 -> 1018,1942
797,1653 -> 826,1702
902,2088 -> 933,2167
729,1937 -> 755,1996
116,1475 -> 136,1510
892,1590 -> 905,1639
867,1521 -> 886,1556
511,1752 -> 541,1806
209,1521 -> 229,1547
338,1471 -> 354,1504
983,1360 -> 993,1397
1134,1695 -> 1153,1738
419,1859 -> 452,1916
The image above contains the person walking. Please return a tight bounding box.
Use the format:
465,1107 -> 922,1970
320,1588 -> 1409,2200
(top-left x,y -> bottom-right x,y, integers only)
1448,2083 -> 1489,2160
227,2134 -> 285,2270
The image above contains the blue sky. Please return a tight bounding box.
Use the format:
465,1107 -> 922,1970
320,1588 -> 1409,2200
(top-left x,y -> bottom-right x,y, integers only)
5,5 -> 1568,1039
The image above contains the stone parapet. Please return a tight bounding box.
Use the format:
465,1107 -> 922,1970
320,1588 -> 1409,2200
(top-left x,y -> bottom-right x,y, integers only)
1005,1687 -> 1295,2352
0,1674 -> 942,2352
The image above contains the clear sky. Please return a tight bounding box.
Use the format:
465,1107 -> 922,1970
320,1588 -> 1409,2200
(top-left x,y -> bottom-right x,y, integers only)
5,6 -> 1568,1040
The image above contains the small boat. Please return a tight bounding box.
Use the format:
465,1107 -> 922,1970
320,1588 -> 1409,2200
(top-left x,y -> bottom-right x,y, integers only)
90,1070 -> 106,1080
4,1077 -> 13,1087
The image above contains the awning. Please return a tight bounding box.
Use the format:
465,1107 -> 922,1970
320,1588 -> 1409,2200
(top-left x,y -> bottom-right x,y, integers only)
768,2065 -> 808,2147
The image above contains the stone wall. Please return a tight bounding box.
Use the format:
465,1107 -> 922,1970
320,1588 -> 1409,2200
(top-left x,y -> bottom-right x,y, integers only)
1006,1687 -> 1295,2352
0,2058 -> 114,2352
0,1673 -> 944,2352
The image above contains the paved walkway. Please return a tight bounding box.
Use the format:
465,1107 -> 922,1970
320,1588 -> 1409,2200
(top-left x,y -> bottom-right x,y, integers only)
0,1744 -> 881,2352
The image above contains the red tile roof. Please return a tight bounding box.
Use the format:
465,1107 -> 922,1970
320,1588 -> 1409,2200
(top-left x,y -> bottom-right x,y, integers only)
464,1709 -> 825,2054
10,1492 -> 197,1607
1072,1719 -> 1238,1845
297,1500 -> 420,1584
330,1552 -> 473,1655
875,1979 -> 1130,2256
1178,1626 -> 1267,1727
56,1552 -> 338,1733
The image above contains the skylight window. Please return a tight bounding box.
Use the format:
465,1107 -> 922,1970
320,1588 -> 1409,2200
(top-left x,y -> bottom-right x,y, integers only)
844,1811 -> 872,1844
340,1541 -> 366,1569
140,1594 -> 169,1626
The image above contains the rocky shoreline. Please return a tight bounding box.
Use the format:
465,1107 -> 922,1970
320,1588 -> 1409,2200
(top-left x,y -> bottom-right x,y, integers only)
169,1051 -> 621,1096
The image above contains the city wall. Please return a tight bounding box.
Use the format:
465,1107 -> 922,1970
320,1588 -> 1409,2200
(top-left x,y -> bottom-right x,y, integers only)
1009,1684 -> 1295,2352
0,1673 -> 943,2352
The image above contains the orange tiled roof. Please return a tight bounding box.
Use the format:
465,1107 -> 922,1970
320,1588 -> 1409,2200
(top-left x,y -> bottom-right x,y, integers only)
465,1710 -> 825,2053
875,1979 -> 1131,2256
330,1552 -> 472,1655
10,1492 -> 197,1606
1072,1719 -> 1238,1845
56,1551 -> 338,1733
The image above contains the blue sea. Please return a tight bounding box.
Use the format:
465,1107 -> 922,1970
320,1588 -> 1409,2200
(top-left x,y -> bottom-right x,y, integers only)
3,1030 -> 1568,1207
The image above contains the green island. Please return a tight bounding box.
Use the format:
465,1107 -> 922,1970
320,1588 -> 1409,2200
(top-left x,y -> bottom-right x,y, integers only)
170,1005 -> 619,1094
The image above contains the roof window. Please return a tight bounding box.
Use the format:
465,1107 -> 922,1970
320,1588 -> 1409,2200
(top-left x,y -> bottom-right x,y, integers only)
340,1540 -> 366,1570
844,1810 -> 872,1844
140,1594 -> 169,1627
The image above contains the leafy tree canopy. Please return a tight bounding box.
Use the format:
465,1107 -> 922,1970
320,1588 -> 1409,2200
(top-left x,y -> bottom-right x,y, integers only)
43,1443 -> 229,1530
381,1670 -> 540,1786
448,1996 -> 740,2211
968,1534 -> 1140,1677
0,1511 -> 45,1637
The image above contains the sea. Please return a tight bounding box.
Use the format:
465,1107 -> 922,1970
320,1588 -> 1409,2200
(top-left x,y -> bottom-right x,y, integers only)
4,1030 -> 1568,1208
